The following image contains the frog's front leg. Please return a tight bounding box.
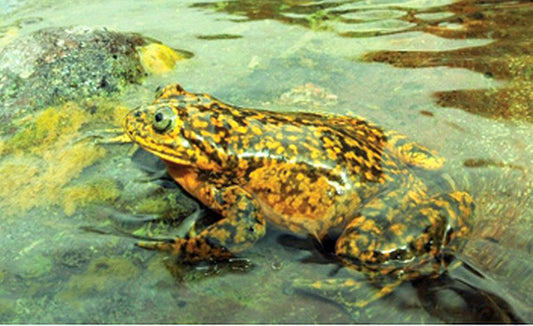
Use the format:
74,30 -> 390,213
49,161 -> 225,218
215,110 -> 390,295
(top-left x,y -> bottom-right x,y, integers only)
137,185 -> 266,262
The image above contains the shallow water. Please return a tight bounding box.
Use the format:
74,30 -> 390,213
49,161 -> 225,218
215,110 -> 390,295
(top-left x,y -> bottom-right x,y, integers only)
1,0 -> 532,323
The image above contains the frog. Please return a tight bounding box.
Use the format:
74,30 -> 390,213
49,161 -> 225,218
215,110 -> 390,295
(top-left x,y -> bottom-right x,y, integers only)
123,83 -> 474,316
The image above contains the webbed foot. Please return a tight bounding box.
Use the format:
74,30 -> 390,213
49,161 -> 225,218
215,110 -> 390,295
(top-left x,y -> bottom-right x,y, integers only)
291,277 -> 402,319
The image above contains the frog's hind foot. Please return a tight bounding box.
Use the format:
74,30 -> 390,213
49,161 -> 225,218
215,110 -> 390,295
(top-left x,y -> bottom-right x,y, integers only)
291,277 -> 402,319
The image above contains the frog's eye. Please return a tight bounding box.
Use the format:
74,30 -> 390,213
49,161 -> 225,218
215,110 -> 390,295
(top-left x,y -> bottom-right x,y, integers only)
153,106 -> 174,132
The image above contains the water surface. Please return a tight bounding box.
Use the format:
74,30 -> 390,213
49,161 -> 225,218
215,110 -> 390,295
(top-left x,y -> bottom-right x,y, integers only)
0,0 -> 532,323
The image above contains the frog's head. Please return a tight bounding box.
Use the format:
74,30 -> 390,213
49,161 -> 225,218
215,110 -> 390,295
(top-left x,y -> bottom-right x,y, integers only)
124,101 -> 222,171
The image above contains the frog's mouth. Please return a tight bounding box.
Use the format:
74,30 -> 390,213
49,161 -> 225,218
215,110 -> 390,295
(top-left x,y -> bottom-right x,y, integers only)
137,144 -> 193,167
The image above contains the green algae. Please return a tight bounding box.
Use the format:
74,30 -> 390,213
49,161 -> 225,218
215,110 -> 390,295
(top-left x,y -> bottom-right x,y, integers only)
5,103 -> 89,155
0,99 -> 133,218
0,25 -> 19,47
0,145 -> 105,218
306,10 -> 334,31
0,70 -> 139,219
0,298 -> 16,321
134,196 -> 171,216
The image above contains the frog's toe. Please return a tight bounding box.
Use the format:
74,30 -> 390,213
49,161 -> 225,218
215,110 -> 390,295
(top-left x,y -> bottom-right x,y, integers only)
74,128 -> 131,145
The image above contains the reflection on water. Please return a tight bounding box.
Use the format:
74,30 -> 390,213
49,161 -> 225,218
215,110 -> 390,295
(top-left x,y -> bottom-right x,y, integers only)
362,1 -> 533,122
0,0 -> 532,323
192,0 -> 458,37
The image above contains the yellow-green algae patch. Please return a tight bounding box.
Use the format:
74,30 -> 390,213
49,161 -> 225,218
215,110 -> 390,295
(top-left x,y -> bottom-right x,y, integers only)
6,102 -> 89,155
138,43 -> 184,74
0,101 -> 128,218
133,195 -> 176,217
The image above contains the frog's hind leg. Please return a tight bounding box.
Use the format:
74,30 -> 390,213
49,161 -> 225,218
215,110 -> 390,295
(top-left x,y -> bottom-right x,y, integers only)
336,190 -> 474,277
292,191 -> 474,318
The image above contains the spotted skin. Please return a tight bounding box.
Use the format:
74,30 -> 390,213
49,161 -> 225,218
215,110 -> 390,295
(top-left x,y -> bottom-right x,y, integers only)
124,83 -> 474,313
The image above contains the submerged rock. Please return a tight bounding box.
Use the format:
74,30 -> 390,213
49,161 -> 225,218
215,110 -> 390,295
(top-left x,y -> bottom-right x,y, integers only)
0,26 -> 148,118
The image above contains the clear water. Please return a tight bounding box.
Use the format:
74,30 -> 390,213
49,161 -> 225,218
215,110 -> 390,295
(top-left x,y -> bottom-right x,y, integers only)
0,0 -> 532,323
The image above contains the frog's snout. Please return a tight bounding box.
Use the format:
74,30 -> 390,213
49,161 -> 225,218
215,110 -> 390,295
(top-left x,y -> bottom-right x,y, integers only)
128,106 -> 149,121
123,107 -> 150,139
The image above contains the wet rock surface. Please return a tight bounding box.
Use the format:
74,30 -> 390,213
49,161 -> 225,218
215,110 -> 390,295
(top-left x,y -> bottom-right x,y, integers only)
0,26 -> 148,118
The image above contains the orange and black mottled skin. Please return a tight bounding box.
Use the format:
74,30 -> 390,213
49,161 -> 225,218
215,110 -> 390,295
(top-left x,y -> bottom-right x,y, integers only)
124,83 -> 474,313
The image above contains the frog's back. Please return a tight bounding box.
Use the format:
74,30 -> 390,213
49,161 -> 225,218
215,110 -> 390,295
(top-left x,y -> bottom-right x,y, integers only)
175,96 -> 393,182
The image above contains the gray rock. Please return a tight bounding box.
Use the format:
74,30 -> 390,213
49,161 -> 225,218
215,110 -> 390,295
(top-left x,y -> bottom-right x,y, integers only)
0,26 -> 148,118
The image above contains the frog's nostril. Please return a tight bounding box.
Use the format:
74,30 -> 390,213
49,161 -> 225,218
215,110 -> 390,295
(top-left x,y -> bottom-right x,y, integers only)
133,111 -> 141,118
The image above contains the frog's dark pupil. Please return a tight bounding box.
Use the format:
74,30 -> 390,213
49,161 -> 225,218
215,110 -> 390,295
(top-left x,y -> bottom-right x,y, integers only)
155,112 -> 164,122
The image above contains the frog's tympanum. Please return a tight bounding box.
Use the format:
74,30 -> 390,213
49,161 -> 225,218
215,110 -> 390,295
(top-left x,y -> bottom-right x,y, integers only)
124,83 -> 474,315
